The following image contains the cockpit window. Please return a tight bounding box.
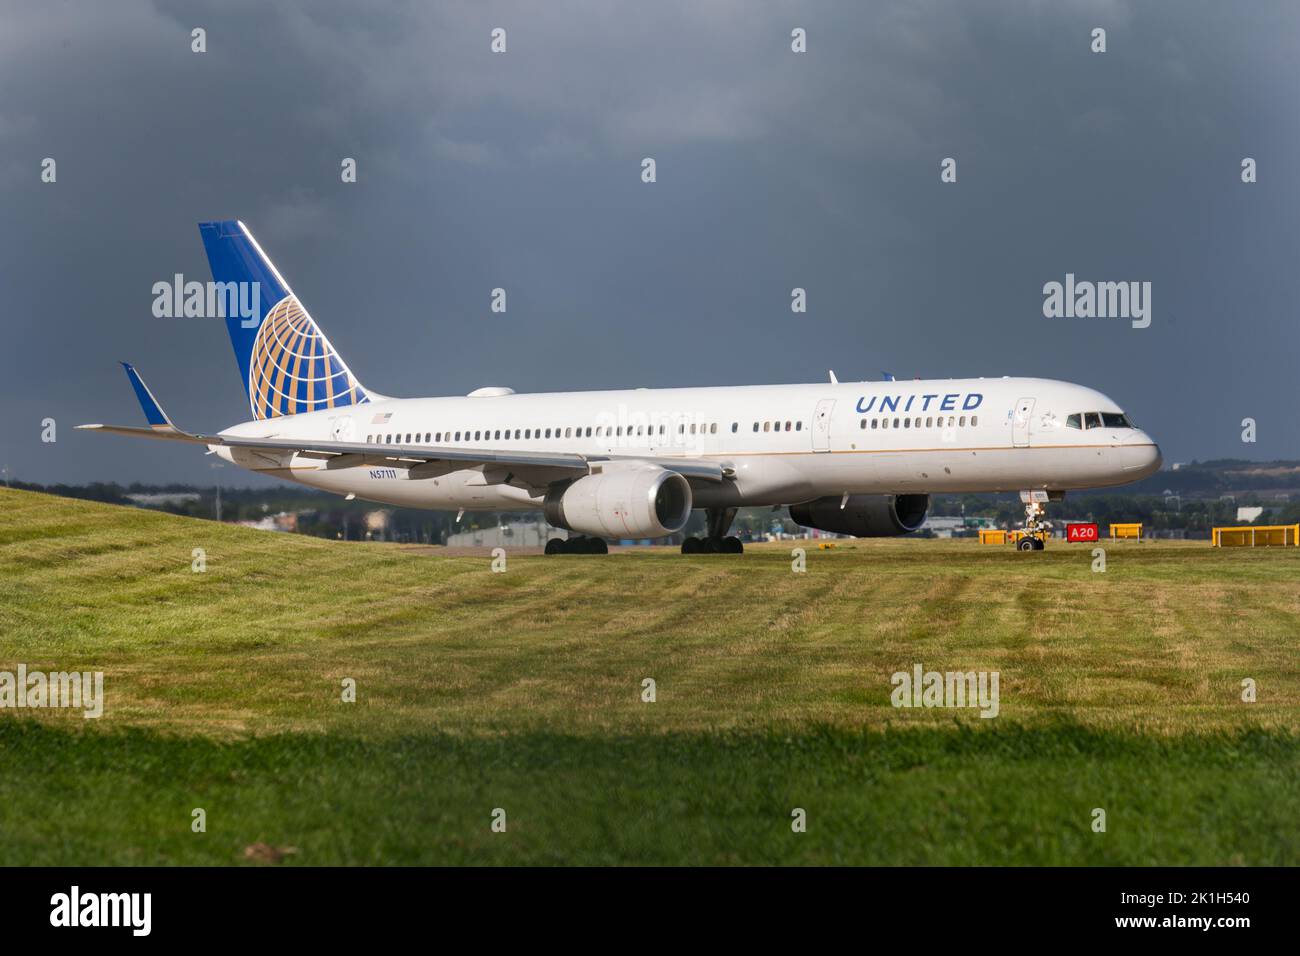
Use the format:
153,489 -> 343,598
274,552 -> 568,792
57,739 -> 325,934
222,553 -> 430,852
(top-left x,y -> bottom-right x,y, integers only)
1084,412 -> 1102,429
1101,412 -> 1132,428
1066,413 -> 1082,429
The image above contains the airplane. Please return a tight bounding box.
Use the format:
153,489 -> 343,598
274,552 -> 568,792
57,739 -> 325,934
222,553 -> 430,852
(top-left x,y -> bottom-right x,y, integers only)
79,220 -> 1162,555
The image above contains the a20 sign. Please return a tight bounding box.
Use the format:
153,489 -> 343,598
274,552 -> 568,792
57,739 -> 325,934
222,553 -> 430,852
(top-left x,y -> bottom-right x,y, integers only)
1067,523 -> 1099,542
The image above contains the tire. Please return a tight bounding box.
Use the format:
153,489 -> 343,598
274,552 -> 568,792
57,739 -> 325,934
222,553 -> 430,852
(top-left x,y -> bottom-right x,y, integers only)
544,538 -> 565,555
1032,537 -> 1046,551
585,538 -> 608,555
721,536 -> 744,554
1016,537 -> 1036,552
703,537 -> 722,554
681,536 -> 701,554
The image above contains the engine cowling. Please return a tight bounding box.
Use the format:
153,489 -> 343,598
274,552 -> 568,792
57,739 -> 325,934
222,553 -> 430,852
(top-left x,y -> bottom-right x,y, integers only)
545,466 -> 693,539
789,493 -> 929,537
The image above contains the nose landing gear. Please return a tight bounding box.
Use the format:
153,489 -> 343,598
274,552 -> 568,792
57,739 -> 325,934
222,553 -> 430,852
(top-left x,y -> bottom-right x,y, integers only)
1016,492 -> 1054,551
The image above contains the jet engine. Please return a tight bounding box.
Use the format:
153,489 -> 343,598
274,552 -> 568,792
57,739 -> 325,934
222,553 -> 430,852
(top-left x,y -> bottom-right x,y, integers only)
545,466 -> 693,539
789,493 -> 929,537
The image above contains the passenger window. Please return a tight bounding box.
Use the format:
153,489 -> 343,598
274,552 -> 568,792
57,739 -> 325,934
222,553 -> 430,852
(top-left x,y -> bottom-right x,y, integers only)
893,418 -> 900,428
971,416 -> 978,426
784,421 -> 791,431
871,419 -> 878,429
711,423 -> 717,434
796,421 -> 802,431
752,422 -> 759,432
959,417 -> 966,427
860,419 -> 867,430
731,422 -> 738,433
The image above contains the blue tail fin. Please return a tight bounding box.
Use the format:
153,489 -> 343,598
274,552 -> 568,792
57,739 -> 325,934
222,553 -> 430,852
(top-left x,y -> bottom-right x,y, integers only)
198,220 -> 372,421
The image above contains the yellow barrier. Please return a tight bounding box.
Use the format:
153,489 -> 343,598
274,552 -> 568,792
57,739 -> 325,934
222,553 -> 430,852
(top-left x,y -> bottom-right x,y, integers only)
1211,524 -> 1300,547
979,529 -> 1006,545
1109,523 -> 1143,540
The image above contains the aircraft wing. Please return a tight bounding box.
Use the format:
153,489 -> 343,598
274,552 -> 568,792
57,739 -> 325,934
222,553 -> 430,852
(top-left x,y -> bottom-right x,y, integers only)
77,364 -> 727,484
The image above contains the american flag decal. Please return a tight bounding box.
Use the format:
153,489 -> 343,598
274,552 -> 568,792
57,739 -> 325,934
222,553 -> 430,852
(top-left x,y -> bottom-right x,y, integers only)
371,412 -> 392,424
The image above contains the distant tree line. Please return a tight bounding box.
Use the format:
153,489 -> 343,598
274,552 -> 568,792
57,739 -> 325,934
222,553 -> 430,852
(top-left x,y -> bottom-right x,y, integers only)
11,456 -> 1300,543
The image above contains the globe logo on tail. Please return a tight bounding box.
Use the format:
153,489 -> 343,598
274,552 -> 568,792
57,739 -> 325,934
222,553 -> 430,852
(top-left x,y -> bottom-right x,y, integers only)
247,296 -> 369,420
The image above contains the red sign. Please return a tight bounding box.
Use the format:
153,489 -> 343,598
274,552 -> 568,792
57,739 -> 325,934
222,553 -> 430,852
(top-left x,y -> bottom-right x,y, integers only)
1067,523 -> 1099,542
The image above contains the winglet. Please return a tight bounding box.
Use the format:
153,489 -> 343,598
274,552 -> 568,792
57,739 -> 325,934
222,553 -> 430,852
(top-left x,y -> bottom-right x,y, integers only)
120,362 -> 175,430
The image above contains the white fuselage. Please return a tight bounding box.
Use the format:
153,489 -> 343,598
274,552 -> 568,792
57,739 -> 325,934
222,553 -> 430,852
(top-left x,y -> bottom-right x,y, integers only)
212,376 -> 1161,512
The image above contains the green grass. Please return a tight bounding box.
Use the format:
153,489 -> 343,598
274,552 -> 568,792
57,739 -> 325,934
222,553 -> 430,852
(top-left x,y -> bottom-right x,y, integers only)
1,487 -> 1298,864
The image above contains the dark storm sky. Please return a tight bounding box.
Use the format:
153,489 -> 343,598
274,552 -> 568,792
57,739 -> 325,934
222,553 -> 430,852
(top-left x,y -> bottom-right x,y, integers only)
2,0 -> 1297,485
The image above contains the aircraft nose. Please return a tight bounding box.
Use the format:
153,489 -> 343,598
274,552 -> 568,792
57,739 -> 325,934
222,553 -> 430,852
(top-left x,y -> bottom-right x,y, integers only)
1118,433 -> 1161,477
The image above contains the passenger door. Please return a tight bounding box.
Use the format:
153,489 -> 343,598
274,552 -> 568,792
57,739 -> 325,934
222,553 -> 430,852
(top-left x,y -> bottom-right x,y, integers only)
1012,397 -> 1035,447
812,399 -> 835,452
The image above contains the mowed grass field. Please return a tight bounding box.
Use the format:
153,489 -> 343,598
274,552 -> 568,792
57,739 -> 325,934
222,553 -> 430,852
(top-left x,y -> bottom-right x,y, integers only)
1,486 -> 1297,864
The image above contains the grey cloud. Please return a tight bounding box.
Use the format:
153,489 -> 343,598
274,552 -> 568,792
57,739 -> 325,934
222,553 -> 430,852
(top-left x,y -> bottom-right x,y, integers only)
1,0 -> 1298,486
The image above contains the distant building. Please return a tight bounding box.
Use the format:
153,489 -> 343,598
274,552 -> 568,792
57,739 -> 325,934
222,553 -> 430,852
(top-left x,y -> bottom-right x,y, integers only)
237,512 -> 299,533
921,515 -> 966,538
446,519 -> 565,549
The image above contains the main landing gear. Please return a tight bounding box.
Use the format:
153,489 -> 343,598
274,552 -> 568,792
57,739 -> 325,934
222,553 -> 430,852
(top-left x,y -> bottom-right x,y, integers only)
680,507 -> 744,555
544,536 -> 609,555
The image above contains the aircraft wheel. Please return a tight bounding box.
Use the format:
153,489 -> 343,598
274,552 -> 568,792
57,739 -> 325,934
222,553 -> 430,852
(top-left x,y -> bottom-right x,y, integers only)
545,537 -> 565,555
681,536 -> 701,554
721,536 -> 744,554
585,537 -> 608,555
703,537 -> 722,554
